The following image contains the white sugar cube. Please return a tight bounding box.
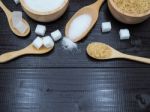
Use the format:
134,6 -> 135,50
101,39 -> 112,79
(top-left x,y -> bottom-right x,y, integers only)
51,29 -> 62,42
35,25 -> 46,36
102,22 -> 112,33
15,21 -> 27,33
13,0 -> 20,5
119,29 -> 130,40
32,37 -> 43,49
12,11 -> 22,27
43,36 -> 54,48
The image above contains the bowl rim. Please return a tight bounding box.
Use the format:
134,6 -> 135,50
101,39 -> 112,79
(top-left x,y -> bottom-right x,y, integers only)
109,0 -> 150,17
20,0 -> 69,15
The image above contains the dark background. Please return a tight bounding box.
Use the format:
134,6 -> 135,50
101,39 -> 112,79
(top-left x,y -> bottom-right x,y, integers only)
0,0 -> 150,112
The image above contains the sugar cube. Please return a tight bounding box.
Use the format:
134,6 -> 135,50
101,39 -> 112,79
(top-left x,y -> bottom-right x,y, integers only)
12,11 -> 22,27
119,29 -> 130,40
43,36 -> 54,48
102,22 -> 112,33
15,21 -> 27,33
51,29 -> 62,42
35,25 -> 46,36
32,37 -> 43,49
13,0 -> 20,5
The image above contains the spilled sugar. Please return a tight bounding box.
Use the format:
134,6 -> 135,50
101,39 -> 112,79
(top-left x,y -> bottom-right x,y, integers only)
61,37 -> 78,51
68,14 -> 92,42
24,0 -> 65,12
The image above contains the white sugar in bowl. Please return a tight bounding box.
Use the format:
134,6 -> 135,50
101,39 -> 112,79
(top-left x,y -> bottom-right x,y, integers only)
20,0 -> 69,22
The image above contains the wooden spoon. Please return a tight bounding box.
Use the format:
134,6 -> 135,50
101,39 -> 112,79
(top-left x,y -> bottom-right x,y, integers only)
0,0 -> 30,37
87,42 -> 150,64
65,0 -> 105,42
0,44 -> 53,63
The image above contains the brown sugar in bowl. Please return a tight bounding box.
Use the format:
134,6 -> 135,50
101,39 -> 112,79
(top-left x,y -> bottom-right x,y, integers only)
20,0 -> 69,22
108,0 -> 150,24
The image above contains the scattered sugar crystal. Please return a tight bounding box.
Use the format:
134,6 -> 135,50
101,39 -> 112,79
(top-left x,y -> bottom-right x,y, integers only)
61,37 -> 77,51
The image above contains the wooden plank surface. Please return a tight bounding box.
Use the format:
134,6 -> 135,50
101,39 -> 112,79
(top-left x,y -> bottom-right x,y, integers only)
0,0 -> 150,112
0,68 -> 150,112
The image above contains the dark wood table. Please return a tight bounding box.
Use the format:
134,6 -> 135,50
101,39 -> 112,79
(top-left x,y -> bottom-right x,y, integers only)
0,0 -> 150,112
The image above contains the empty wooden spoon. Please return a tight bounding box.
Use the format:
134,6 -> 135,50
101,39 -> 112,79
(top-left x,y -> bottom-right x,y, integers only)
0,0 -> 30,37
87,42 -> 150,64
0,44 -> 54,63
65,0 -> 105,42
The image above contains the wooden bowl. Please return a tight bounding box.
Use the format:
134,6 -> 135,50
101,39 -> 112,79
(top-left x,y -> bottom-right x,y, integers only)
108,0 -> 150,24
20,0 -> 69,22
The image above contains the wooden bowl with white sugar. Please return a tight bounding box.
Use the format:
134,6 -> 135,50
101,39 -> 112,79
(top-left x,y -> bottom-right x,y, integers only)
108,0 -> 150,24
20,0 -> 69,22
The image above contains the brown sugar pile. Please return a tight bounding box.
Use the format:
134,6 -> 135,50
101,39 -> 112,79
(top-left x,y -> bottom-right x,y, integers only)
113,0 -> 150,15
87,43 -> 112,59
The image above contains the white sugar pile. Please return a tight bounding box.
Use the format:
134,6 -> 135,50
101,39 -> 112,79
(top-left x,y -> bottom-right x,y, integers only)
24,0 -> 65,12
68,14 -> 92,42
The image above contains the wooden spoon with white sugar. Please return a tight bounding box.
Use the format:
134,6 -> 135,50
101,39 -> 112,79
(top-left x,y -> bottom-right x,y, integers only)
65,0 -> 105,42
0,0 -> 30,37
87,42 -> 150,64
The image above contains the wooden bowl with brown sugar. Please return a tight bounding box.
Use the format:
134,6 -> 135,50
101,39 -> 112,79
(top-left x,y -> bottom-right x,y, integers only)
20,0 -> 69,22
108,0 -> 150,24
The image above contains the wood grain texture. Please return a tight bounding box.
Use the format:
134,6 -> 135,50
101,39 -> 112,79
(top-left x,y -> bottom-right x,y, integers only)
0,0 -> 150,112
0,68 -> 150,112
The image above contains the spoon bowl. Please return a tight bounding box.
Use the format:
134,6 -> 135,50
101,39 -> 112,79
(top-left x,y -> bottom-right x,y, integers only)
87,42 -> 150,64
9,17 -> 30,37
0,44 -> 53,63
65,0 -> 105,42
20,0 -> 69,22
0,0 -> 30,37
87,42 -> 120,60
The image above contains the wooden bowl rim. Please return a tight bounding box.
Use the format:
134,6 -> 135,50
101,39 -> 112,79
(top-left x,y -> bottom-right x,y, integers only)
20,0 -> 69,15
109,0 -> 150,17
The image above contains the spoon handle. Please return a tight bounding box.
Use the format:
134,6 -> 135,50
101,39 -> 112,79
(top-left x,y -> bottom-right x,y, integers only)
0,1 -> 12,18
122,54 -> 150,64
0,48 -> 27,63
93,0 -> 105,10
